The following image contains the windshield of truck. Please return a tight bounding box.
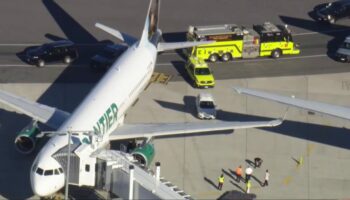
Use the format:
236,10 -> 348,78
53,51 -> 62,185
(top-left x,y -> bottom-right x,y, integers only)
195,68 -> 211,75
199,101 -> 215,109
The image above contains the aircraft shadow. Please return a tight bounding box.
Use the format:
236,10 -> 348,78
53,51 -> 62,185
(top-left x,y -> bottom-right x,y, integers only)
155,98 -> 350,150
162,31 -> 188,60
217,190 -> 256,200
279,15 -> 350,60
0,0 -> 119,198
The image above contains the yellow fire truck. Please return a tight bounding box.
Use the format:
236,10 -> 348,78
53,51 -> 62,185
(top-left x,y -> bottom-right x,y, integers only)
187,22 -> 300,62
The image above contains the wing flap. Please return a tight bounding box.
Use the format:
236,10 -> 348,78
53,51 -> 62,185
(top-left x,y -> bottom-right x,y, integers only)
0,90 -> 70,129
109,119 -> 282,140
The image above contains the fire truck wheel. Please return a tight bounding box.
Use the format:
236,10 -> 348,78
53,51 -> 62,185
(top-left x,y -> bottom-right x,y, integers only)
271,49 -> 282,59
209,54 -> 219,62
221,53 -> 232,62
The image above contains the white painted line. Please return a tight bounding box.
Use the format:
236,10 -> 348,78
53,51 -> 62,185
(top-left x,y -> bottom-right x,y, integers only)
0,64 -> 85,68
294,28 -> 350,36
0,43 -> 109,47
224,54 -> 327,63
0,44 -> 41,46
156,63 -> 174,66
159,52 -> 178,56
0,55 -> 328,68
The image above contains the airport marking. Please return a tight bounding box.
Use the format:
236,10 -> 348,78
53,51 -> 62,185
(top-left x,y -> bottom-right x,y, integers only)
294,28 -> 350,36
0,54 -> 328,68
0,64 -> 85,68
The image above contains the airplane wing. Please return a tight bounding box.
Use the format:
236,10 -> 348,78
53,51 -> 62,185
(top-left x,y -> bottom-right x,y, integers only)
0,90 -> 70,129
234,87 -> 350,121
108,119 -> 282,140
157,41 -> 213,52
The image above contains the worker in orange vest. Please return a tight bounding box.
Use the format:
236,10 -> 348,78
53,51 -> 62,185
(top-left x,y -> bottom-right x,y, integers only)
235,165 -> 243,183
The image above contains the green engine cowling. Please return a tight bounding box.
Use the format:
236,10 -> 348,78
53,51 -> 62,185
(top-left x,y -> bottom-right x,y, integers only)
131,143 -> 155,167
14,121 -> 41,154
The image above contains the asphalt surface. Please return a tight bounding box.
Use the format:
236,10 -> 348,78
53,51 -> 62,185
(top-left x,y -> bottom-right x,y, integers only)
0,0 -> 350,199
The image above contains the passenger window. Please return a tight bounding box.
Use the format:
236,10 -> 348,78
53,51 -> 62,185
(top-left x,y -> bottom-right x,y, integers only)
44,170 -> 53,176
85,164 -> 90,172
54,169 -> 59,175
36,168 -> 44,175
59,168 -> 64,173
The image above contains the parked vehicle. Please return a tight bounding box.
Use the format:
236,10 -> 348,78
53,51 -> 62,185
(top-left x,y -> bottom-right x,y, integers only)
185,56 -> 215,88
314,0 -> 350,24
25,40 -> 78,67
196,93 -> 217,120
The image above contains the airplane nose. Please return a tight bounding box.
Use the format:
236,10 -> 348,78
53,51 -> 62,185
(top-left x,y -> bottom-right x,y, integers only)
30,170 -> 64,197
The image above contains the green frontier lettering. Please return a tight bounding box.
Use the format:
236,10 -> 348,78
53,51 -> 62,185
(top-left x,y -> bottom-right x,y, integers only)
93,103 -> 118,135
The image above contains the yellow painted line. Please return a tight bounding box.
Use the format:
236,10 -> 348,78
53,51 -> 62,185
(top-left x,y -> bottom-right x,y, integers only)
283,176 -> 292,185
307,143 -> 315,157
151,72 -> 160,82
158,73 -> 172,84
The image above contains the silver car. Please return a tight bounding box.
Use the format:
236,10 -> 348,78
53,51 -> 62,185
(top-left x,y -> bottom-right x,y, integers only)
196,93 -> 216,119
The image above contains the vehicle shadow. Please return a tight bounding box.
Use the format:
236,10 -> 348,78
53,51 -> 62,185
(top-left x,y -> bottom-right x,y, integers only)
154,99 -> 350,150
170,61 -> 195,88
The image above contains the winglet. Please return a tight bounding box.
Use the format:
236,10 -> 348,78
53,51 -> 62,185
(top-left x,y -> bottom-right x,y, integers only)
95,22 -> 137,46
269,119 -> 283,127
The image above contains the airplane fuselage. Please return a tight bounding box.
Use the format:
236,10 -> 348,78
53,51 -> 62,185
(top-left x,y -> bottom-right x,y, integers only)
30,40 -> 157,196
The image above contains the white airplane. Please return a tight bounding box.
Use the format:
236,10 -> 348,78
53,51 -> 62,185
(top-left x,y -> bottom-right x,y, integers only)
0,1 -> 282,197
234,87 -> 350,120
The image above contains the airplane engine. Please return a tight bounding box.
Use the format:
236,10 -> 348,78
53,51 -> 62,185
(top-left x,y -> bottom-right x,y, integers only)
131,143 -> 155,167
14,121 -> 41,154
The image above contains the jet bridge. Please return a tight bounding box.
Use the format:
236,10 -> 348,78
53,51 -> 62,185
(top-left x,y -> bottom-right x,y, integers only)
53,138 -> 192,199
93,150 -> 193,200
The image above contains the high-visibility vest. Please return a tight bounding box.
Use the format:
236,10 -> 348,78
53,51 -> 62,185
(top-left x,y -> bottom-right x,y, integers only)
219,176 -> 224,183
247,181 -> 251,188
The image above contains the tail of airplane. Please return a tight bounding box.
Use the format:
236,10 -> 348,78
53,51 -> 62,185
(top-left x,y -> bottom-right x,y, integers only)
139,0 -> 161,45
96,0 -> 213,51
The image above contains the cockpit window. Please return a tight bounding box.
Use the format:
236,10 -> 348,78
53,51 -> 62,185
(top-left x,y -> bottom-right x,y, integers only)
44,170 -> 53,176
32,163 -> 38,172
36,168 -> 44,175
59,168 -> 64,174
54,169 -> 59,175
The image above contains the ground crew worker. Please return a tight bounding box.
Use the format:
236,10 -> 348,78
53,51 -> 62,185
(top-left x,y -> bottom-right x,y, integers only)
235,165 -> 243,183
254,157 -> 263,168
218,174 -> 224,190
246,180 -> 252,194
245,166 -> 253,182
262,169 -> 269,187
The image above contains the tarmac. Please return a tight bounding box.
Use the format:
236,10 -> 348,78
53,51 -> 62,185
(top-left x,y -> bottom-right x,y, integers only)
0,0 -> 350,199
126,73 -> 350,199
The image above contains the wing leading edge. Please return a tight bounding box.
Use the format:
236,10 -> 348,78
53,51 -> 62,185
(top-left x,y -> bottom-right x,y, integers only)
0,90 -> 70,129
234,87 -> 350,121
109,119 -> 282,140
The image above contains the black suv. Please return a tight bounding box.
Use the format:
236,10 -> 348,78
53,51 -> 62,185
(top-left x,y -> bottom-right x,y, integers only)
314,0 -> 350,23
25,40 -> 78,67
